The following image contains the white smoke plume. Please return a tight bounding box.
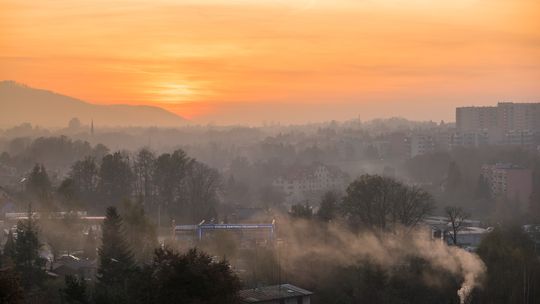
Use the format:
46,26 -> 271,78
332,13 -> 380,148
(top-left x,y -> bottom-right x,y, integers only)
275,218 -> 486,302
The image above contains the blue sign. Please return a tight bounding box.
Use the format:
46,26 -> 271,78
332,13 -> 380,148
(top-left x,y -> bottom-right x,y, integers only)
200,224 -> 274,230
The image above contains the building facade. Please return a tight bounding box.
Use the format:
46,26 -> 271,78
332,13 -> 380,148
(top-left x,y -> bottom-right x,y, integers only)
273,164 -> 348,204
456,102 -> 540,146
406,134 -> 435,158
481,163 -> 533,208
456,106 -> 498,133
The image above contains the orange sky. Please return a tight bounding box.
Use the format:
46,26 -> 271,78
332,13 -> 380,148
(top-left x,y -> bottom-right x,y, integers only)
1,0 -> 539,124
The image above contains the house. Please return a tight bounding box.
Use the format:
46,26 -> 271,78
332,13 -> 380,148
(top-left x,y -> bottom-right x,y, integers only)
424,216 -> 490,250
51,255 -> 97,280
240,284 -> 313,304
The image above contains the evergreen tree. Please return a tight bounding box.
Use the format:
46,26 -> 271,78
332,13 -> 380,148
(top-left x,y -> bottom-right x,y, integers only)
149,248 -> 241,304
2,231 -> 16,265
477,226 -> 540,303
62,275 -> 88,304
13,208 -> 47,290
121,199 -> 157,264
57,178 -> 79,208
96,207 -> 135,303
317,191 -> 339,222
0,268 -> 24,304
26,164 -> 52,205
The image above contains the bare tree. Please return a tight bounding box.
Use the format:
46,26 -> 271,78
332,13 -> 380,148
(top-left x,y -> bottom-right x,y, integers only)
133,148 -> 156,206
342,175 -> 434,232
393,186 -> 435,228
445,206 -> 469,245
185,160 -> 221,222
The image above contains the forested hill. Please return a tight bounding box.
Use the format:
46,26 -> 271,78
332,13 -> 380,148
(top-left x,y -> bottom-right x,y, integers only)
0,81 -> 187,128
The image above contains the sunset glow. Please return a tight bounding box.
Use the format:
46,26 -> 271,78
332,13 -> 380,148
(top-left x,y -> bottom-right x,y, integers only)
1,0 -> 539,124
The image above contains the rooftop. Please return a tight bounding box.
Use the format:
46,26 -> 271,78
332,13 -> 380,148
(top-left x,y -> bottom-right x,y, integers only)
239,284 -> 313,303
448,227 -> 492,235
485,163 -> 527,170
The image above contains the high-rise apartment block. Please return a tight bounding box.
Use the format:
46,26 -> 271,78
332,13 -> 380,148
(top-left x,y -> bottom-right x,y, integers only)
456,102 -> 540,145
456,106 -> 498,132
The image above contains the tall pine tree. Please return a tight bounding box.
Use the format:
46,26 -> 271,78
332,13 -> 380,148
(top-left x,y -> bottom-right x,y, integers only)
96,207 -> 135,304
120,199 -> 157,264
62,275 -> 88,304
14,207 -> 46,290
2,231 -> 16,266
26,164 -> 52,207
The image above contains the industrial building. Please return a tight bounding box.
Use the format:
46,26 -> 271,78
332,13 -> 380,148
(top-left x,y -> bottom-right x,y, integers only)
173,220 -> 276,247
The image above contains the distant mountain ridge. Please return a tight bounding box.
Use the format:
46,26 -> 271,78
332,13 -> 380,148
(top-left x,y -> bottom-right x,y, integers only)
0,81 -> 187,128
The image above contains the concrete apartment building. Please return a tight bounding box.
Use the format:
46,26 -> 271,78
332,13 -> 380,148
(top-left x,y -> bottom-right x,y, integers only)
481,163 -> 533,207
448,131 -> 489,148
456,106 -> 498,132
456,102 -> 540,146
406,134 -> 436,158
497,102 -> 540,133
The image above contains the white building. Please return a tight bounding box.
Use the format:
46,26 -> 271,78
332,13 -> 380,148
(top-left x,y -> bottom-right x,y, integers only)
273,164 -> 348,204
406,134 -> 435,158
424,216 -> 490,250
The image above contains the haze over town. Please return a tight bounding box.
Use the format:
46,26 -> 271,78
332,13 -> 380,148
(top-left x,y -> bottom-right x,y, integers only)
1,1 -> 539,304
2,0 -> 539,124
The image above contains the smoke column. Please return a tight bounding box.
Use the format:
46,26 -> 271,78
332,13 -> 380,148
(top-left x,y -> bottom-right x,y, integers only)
276,218 -> 486,302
